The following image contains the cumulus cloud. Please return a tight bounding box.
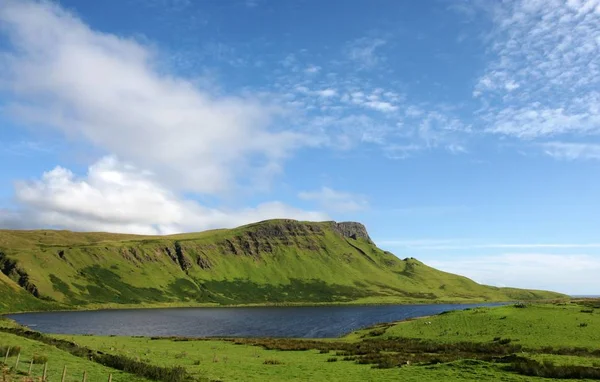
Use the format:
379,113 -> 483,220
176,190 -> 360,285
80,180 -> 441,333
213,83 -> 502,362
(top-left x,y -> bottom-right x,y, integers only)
0,0 -> 313,194
428,253 -> 600,295
3,157 -> 327,235
298,187 -> 368,213
475,0 -> 600,138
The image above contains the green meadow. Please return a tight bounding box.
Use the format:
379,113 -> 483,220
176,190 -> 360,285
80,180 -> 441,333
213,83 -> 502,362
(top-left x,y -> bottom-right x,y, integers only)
0,330 -> 150,381
3,301 -> 600,381
347,301 -> 600,348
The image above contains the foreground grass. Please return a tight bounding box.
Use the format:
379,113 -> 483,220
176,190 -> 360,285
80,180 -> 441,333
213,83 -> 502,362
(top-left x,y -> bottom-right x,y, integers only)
348,301 -> 600,348
0,331 -> 151,382
53,335 -> 544,382
5,302 -> 600,381
48,301 -> 600,381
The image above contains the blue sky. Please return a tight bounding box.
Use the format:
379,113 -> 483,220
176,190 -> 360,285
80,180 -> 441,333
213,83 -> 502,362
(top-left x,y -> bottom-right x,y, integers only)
1,0 -> 600,294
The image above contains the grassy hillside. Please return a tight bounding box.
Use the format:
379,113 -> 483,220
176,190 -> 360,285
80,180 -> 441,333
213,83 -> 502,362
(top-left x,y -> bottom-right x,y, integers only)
0,271 -> 58,313
0,220 -> 564,312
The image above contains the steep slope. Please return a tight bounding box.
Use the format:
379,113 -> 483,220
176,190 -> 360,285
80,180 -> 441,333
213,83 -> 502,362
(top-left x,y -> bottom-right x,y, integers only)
0,269 -> 58,313
0,220 -> 564,311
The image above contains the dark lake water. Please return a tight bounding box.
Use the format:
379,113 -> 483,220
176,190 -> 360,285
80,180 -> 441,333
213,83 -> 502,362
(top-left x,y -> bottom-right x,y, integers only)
7,303 -> 504,338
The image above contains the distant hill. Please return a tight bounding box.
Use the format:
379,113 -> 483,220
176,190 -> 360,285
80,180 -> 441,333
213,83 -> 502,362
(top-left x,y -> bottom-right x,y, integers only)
0,220 -> 565,312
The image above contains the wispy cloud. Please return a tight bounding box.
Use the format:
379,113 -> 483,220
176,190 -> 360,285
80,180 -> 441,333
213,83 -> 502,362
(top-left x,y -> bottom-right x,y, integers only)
0,0 -> 331,235
379,240 -> 600,250
245,0 -> 260,8
428,253 -> 600,294
0,0 -> 315,195
384,205 -> 469,216
541,141 -> 600,160
0,140 -> 56,156
304,64 -> 321,74
345,37 -> 387,69
383,144 -> 423,159
298,187 -> 369,213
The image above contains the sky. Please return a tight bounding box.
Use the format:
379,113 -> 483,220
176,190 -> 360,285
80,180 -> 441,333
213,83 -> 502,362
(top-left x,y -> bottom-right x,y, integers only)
0,0 -> 599,295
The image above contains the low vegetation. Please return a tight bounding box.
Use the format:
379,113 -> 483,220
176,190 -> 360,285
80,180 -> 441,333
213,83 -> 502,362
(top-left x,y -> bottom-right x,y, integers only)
0,333 -> 152,381
0,327 -> 200,381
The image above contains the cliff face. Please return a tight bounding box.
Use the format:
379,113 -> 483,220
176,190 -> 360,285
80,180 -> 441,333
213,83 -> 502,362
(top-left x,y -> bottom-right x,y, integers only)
331,222 -> 373,244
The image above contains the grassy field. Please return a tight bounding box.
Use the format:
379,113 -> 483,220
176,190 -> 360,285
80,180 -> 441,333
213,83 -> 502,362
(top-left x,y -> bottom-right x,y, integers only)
0,220 -> 564,314
1,301 -> 580,381
347,301 -> 600,348
0,330 -> 151,381
49,335 -> 540,382
3,302 -> 600,380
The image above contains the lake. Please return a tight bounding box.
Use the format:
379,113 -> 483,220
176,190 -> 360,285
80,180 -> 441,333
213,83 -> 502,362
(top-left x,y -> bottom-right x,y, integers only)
7,303 -> 504,338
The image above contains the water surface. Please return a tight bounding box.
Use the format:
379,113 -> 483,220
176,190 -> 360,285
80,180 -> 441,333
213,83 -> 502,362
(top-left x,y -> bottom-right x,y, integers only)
8,303 -> 504,338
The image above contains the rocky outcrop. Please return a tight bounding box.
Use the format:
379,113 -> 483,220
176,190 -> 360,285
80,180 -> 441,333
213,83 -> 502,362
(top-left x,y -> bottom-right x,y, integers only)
331,222 -> 373,244
216,220 -> 323,258
174,242 -> 192,272
245,219 -> 324,239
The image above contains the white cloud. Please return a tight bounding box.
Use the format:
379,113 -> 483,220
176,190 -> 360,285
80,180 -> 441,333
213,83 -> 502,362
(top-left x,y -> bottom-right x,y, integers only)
428,253 -> 600,295
363,101 -> 398,113
304,65 -> 321,74
446,144 -> 467,154
345,37 -> 386,68
504,80 -> 520,91
475,0 -> 600,138
4,157 -> 328,235
379,239 -> 460,248
405,106 -> 424,117
415,111 -> 469,149
0,0 -> 313,195
383,144 -> 422,159
0,140 -> 56,156
485,96 -> 600,138
541,141 -> 600,160
379,239 -> 600,250
315,88 -> 337,98
273,58 -> 466,155
298,187 -> 368,213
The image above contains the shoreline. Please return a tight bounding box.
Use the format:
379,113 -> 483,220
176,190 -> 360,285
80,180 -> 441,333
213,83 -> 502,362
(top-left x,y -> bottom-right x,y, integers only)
1,298 -> 535,316
3,304 -> 509,341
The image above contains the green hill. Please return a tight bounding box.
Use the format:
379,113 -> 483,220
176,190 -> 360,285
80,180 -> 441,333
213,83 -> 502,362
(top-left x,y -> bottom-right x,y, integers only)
0,270 -> 58,313
0,220 -> 564,312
